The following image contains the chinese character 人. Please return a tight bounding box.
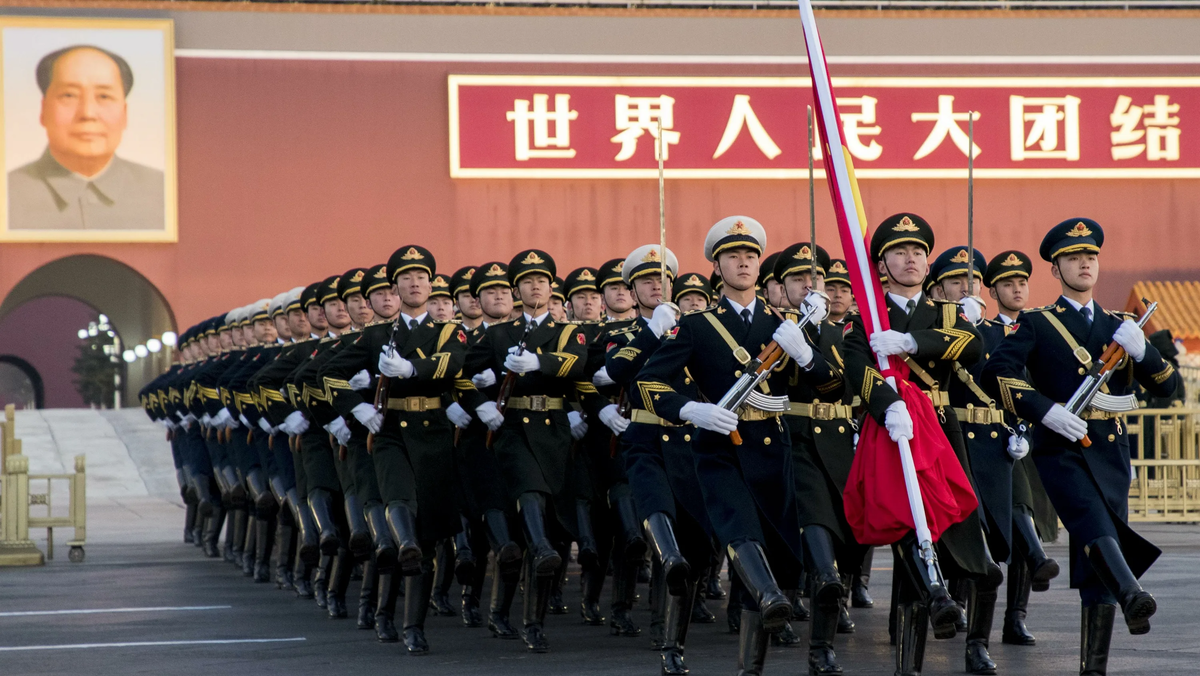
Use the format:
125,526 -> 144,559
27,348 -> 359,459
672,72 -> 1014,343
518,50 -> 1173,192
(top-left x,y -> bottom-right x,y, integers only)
506,93 -> 578,161
611,95 -> 681,161
713,95 -> 781,160
1111,94 -> 1180,161
1009,95 -> 1080,161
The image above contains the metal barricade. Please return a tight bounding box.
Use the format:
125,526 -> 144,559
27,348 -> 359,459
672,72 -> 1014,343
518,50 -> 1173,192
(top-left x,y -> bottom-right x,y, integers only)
28,455 -> 87,562
1126,407 -> 1200,522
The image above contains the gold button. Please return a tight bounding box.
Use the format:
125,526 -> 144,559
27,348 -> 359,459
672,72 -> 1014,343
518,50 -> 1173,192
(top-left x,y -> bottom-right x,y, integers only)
523,417 -> 530,424
1108,434 -> 1116,442
990,431 -> 998,439
400,421 -> 407,428
1078,367 -> 1085,375
814,426 -> 822,434
684,434 -> 691,442
763,437 -> 772,445
967,432 -> 975,439
544,418 -> 551,426
928,361 -> 936,368
662,434 -> 670,442
838,426 -> 845,433
423,420 -> 430,427
734,370 -> 743,378
684,378 -> 692,384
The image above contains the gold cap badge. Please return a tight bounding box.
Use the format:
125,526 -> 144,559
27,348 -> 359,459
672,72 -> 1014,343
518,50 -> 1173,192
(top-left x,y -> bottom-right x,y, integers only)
893,216 -> 920,232
400,247 -> 425,260
640,249 -> 662,263
726,220 -> 752,236
1001,253 -> 1023,266
1066,221 -> 1093,237
614,261 -> 624,272
485,264 -> 505,276
432,276 -> 449,288
830,261 -> 848,274
373,267 -> 387,279
578,269 -> 596,281
520,251 -> 546,265
685,275 -> 704,286
950,249 -> 970,264
462,268 -> 475,279
794,245 -> 812,260
350,270 -> 365,283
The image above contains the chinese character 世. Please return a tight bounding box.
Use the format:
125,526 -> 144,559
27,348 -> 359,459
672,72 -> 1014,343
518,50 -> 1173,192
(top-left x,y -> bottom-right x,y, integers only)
1009,95 -> 1080,161
1111,95 -> 1181,161
713,95 -> 782,160
506,93 -> 578,161
611,95 -> 681,161
912,95 -> 981,160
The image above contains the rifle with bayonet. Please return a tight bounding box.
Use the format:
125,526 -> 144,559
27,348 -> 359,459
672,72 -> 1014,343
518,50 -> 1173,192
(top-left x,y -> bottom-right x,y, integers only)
1066,299 -> 1158,448
367,315 -> 404,454
488,299 -> 543,450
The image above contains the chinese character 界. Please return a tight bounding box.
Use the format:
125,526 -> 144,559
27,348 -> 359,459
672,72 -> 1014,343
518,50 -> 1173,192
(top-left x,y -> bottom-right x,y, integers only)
1111,94 -> 1180,161
912,95 -> 981,160
712,95 -> 781,160
611,95 -> 681,161
1009,95 -> 1080,161
506,94 -> 578,161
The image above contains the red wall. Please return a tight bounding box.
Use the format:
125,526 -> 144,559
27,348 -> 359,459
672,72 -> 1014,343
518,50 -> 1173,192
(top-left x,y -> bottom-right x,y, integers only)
2,57 -> 1198,329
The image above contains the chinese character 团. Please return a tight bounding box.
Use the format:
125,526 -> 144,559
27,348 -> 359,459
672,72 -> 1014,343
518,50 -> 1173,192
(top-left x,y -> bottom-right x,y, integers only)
911,95 -> 981,160
506,94 -> 578,161
1009,95 -> 1080,161
712,95 -> 781,160
611,95 -> 681,161
1111,95 -> 1181,161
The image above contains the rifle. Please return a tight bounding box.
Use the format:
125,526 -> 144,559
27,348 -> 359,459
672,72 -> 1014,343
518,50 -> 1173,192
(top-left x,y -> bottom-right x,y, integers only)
487,299 -> 543,450
966,113 -> 976,297
609,388 -> 630,458
1066,299 -> 1158,448
367,314 -> 404,454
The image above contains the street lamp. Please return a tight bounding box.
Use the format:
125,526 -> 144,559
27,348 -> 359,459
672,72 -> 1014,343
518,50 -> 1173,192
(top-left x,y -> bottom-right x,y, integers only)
161,331 -> 177,347
147,339 -> 162,353
122,350 -> 136,363
134,345 -> 149,358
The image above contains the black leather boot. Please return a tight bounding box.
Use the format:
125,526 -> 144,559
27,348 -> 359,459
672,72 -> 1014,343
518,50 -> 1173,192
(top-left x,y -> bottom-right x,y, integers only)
895,533 -> 958,640
327,548 -> 352,619
736,610 -> 770,676
727,573 -> 743,634
965,580 -> 998,675
357,559 -> 377,629
951,578 -> 969,633
522,553 -> 553,652
691,581 -> 716,624
610,561 -> 642,637
852,547 -> 875,608
705,557 -> 727,599
454,516 -> 476,585
364,502 -> 397,568
385,502 -> 424,576
803,526 -> 844,607
294,558 -> 314,599
661,581 -> 694,676
729,541 -> 792,633
403,565 -> 434,655
1002,559 -> 1036,645
314,553 -> 331,609
549,548 -> 569,615
1080,603 -> 1116,676
253,516 -> 273,582
649,558 -> 668,650
1014,509 -> 1059,592
517,492 -> 562,576
431,540 -> 456,616
772,619 -> 802,646
580,563 -> 607,626
288,489 -> 320,565
344,494 -> 372,560
611,493 -> 649,563
808,581 -> 843,676
837,574 -> 856,634
241,510 -> 257,577
183,499 -> 198,544
374,569 -> 400,642
488,562 -> 520,639
230,506 -> 247,565
461,584 -> 483,628
202,507 -> 224,558
1086,536 -> 1156,634
793,588 -> 811,622
307,488 -> 341,556
895,601 -> 928,676
483,508 -> 523,567
575,499 -> 600,571
645,512 -> 690,597
275,514 -> 296,591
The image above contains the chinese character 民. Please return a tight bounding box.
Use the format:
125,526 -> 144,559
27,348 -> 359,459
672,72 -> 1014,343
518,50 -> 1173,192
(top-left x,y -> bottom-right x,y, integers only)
838,96 -> 883,161
611,94 -> 681,161
1111,94 -> 1180,161
912,95 -> 981,160
506,93 -> 578,161
1009,95 -> 1080,161
713,95 -> 781,160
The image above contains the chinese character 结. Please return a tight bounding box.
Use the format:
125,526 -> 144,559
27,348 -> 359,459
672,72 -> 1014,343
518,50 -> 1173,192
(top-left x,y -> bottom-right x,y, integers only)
611,95 -> 681,161
1111,94 -> 1181,161
506,94 -> 578,161
1009,95 -> 1080,161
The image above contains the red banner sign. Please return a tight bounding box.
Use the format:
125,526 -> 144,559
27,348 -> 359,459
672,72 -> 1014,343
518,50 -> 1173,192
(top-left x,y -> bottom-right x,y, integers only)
449,75 -> 1200,179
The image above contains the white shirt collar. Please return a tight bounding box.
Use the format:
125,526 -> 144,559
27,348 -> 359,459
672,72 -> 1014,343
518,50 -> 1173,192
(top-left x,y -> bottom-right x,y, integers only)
524,310 -> 550,325
724,295 -> 757,317
888,291 -> 922,310
1060,296 -> 1095,316
401,311 -> 428,326
996,314 -> 1016,325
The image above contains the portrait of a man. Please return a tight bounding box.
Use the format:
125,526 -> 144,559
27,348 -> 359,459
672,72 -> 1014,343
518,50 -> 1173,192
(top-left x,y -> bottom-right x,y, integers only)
1,19 -> 176,242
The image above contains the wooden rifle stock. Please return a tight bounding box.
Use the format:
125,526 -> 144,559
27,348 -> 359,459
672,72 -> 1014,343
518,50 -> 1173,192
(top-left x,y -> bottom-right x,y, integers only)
367,374 -> 388,454
1079,340 -> 1126,449
609,389 -> 630,458
729,342 -> 786,446
488,372 -> 517,450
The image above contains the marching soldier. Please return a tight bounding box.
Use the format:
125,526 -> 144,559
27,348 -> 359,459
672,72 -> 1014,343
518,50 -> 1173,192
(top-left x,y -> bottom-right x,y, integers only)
673,273 -> 712,314
981,250 -> 1062,647
983,219 -> 1179,676
635,216 -> 808,676
841,214 -> 1000,676
759,251 -> 786,308
460,250 -> 590,653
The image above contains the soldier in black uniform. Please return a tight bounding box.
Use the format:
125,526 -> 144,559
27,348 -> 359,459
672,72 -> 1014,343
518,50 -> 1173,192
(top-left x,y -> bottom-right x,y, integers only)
759,251 -> 786,309
980,250 -> 1062,647
636,216 -> 810,676
841,214 -> 999,676
983,219 -> 1179,676
773,241 -> 868,675
460,250 -> 590,653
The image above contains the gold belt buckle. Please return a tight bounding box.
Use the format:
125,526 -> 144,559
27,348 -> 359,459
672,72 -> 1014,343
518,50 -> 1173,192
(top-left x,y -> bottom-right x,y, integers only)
529,396 -> 548,412
405,396 -> 424,412
813,402 -> 833,420
1072,345 -> 1092,366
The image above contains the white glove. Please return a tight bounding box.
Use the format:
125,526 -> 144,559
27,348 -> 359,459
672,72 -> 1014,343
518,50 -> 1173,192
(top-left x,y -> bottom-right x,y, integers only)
802,291 -> 829,324
258,418 -> 273,434
475,401 -> 504,432
446,402 -> 472,429
283,410 -> 308,437
679,401 -> 739,434
157,418 -> 175,431
472,369 -> 497,389
504,347 -> 540,374
200,413 -> 213,428
1007,434 -> 1030,460
646,303 -> 678,338
884,400 -> 914,442
870,330 -> 918,358
598,404 -> 630,435
772,320 -> 813,368
592,366 -> 616,388
568,410 -> 589,440
379,347 -> 415,378
212,408 -> 232,429
179,417 -> 192,431
325,417 -> 351,446
348,369 -> 371,390
1042,403 -> 1087,442
961,296 -> 984,325
351,402 -> 383,434
238,413 -> 250,428
1113,319 -> 1147,362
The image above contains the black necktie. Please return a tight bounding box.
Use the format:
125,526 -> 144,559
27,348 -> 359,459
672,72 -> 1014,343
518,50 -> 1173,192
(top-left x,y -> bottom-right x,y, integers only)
408,318 -> 418,329
1080,306 -> 1092,329
740,308 -> 752,330
905,299 -> 917,316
